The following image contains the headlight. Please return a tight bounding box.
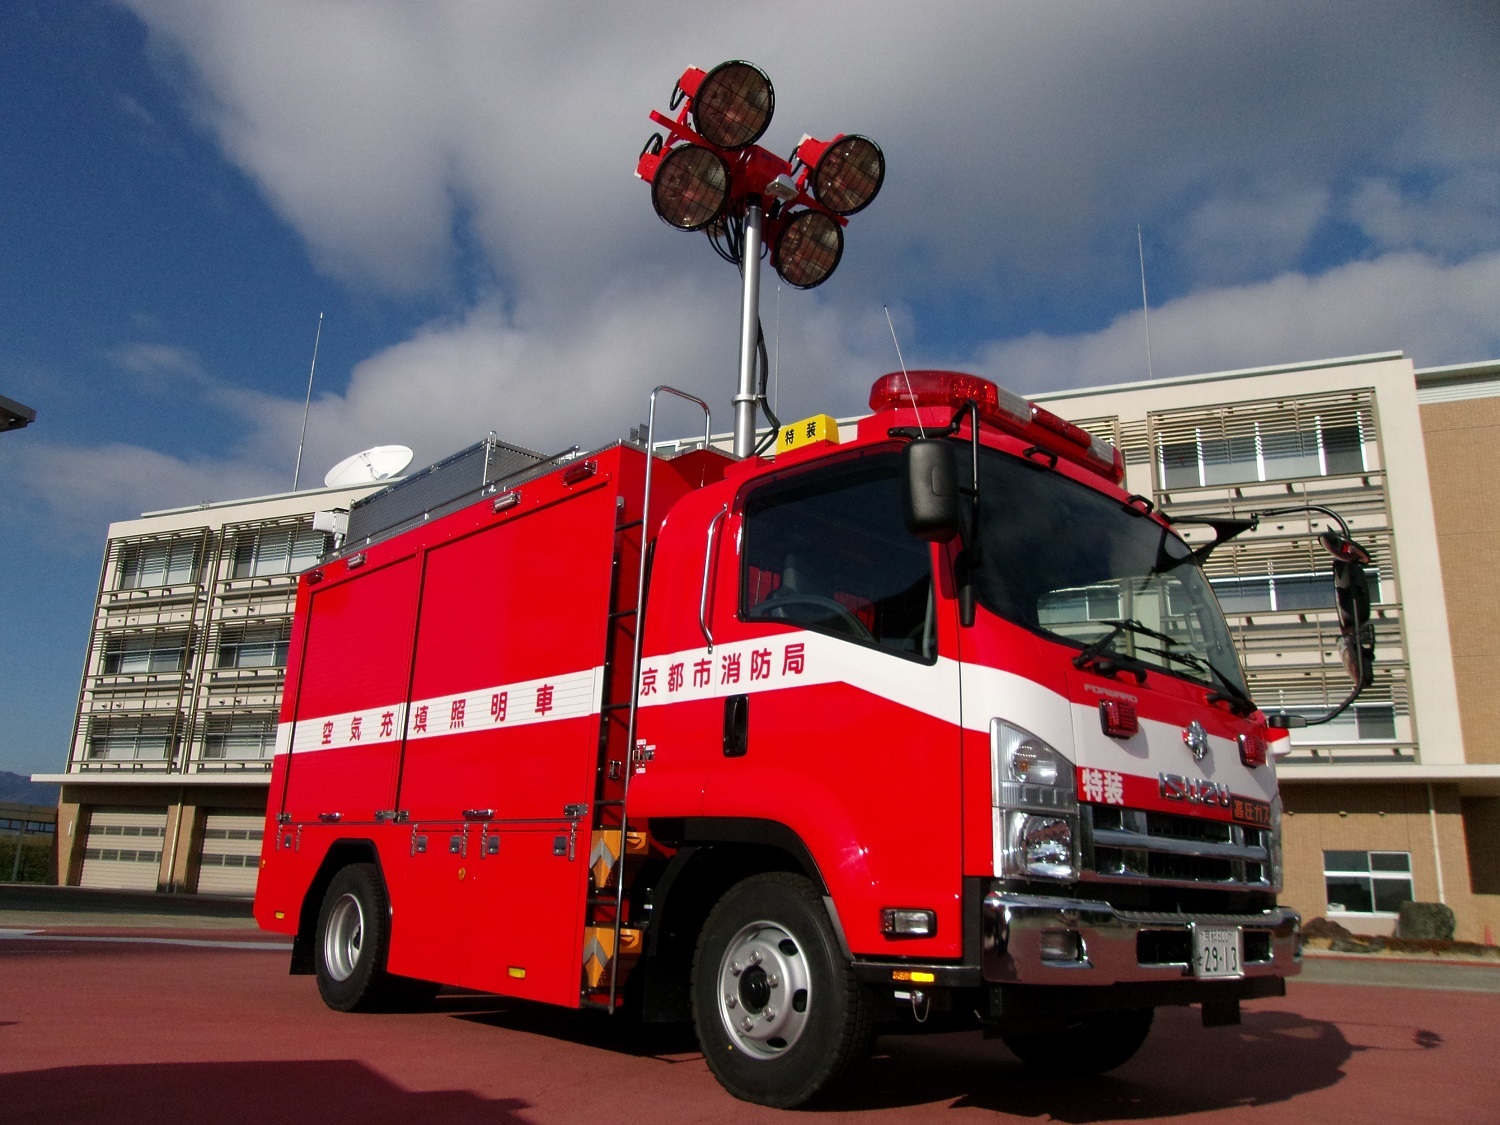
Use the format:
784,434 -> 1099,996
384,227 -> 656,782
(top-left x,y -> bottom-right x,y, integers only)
992,719 -> 1079,881
992,719 -> 1076,809
1012,815 -> 1074,880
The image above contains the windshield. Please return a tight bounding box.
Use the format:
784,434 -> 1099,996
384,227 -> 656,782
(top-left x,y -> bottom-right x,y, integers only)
968,445 -> 1250,698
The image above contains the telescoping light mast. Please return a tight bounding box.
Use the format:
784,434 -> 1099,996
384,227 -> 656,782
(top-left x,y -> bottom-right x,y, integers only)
634,61 -> 885,458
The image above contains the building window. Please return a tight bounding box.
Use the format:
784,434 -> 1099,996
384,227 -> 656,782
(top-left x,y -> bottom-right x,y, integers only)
102,634 -> 188,675
1281,703 -> 1399,743
85,718 -> 174,762
217,625 -> 290,669
203,717 -> 277,760
117,540 -> 199,589
1158,418 -> 1366,490
232,526 -> 327,578
1209,569 -> 1381,614
1037,582 -> 1123,627
1324,850 -> 1413,914
203,825 -> 264,842
1354,704 -> 1397,741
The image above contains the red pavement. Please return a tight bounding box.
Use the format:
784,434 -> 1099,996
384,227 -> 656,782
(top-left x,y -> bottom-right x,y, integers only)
2,933 -> 1498,1123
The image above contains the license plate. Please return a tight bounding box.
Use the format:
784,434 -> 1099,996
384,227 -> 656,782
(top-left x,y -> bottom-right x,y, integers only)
1192,926 -> 1243,979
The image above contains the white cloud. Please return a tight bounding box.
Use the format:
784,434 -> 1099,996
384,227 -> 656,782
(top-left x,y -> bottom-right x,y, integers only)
104,341 -> 205,381
12,2 -> 1493,548
1178,184 -> 1330,285
119,0 -> 1500,304
0,439 -> 283,550
1346,166 -> 1500,258
6,248 -> 1496,559
978,250 -> 1500,394
243,275 -> 900,477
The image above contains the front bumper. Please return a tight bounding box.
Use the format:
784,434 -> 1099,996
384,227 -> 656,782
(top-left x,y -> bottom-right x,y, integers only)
982,891 -> 1301,986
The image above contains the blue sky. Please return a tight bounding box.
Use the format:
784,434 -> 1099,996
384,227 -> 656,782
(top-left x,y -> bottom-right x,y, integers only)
2,0 -> 1498,776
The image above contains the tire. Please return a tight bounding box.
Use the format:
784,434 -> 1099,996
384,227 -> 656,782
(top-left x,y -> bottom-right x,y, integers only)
692,872 -> 875,1108
1001,1007 -> 1154,1075
314,862 -> 437,1013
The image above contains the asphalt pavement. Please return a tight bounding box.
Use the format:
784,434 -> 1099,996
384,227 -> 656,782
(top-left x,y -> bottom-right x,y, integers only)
4,883 -> 1499,990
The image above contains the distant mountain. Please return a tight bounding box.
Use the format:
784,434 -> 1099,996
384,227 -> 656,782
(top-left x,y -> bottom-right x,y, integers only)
0,771 -> 58,806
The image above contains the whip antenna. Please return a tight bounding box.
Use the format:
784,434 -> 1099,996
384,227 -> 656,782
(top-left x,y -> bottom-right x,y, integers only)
292,311 -> 324,491
884,305 -> 924,438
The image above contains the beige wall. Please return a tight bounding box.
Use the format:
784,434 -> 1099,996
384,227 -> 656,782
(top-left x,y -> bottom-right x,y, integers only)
52,800 -> 86,886
1421,396 -> 1500,765
1282,781 -> 1500,942
55,782 -> 269,893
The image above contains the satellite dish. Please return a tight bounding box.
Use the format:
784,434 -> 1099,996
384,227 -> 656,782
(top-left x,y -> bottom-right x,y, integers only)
324,445 -> 413,488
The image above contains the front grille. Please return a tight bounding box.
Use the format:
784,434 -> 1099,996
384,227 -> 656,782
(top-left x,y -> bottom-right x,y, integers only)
1084,804 -> 1271,890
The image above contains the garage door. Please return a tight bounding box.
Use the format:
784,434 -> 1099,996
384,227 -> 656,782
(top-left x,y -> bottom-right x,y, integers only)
80,807 -> 167,891
196,810 -> 264,896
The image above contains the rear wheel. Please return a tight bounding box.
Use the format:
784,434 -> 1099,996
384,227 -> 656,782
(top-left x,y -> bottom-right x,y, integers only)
692,872 -> 875,1108
1001,1007 -> 1154,1075
314,862 -> 436,1012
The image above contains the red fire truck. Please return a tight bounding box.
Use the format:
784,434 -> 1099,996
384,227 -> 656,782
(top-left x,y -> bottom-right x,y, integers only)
255,368 -> 1373,1107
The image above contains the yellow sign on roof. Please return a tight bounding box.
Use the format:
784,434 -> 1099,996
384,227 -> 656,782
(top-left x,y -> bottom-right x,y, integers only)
775,414 -> 840,454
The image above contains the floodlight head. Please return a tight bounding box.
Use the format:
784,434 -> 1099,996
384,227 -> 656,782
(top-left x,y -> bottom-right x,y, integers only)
650,144 -> 731,231
772,209 -> 844,289
686,60 -> 774,150
797,133 -> 885,215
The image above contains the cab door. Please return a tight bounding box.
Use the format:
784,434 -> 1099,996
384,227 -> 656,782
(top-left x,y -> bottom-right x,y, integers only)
695,450 -> 966,961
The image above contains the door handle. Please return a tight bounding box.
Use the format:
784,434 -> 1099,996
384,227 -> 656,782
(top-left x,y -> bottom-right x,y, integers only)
723,694 -> 749,757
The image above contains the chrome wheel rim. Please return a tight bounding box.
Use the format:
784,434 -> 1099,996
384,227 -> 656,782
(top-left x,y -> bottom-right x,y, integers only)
323,892 -> 365,982
716,920 -> 813,1060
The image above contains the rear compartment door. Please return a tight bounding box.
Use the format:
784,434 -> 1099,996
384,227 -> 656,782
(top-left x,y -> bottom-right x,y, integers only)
278,556 -> 420,824
389,472 -> 617,1000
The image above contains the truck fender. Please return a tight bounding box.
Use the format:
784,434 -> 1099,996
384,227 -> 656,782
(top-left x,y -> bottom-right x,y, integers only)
289,837 -> 382,975
637,817 -> 849,1021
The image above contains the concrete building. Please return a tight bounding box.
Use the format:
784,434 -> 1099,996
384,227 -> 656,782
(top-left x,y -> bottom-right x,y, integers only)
39,353 -> 1500,944
36,481 -> 389,895
1035,352 -> 1500,941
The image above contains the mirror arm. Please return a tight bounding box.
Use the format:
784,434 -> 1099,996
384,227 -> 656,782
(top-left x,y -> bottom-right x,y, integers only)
1266,678 -> 1365,729
1253,503 -> 1353,541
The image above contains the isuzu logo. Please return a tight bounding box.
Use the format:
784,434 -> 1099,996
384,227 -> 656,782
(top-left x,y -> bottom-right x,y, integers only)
1159,772 -> 1233,808
1182,720 -> 1210,762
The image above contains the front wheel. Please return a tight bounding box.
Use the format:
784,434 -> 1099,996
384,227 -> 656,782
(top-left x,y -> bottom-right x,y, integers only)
692,872 -> 875,1108
1001,1007 -> 1154,1075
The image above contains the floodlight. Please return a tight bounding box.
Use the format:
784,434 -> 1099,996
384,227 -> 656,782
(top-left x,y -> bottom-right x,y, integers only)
772,210 -> 844,289
797,134 -> 885,215
688,61 -> 775,150
651,144 -> 730,231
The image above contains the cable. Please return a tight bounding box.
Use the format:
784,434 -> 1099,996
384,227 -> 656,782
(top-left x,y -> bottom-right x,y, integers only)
752,322 -> 782,456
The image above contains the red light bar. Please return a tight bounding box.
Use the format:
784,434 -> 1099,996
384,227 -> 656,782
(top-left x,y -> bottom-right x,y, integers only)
1029,405 -> 1093,450
868,370 -> 1125,484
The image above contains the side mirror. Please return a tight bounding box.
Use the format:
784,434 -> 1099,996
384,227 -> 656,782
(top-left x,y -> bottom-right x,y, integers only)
903,439 -> 960,542
1318,529 -> 1375,688
1333,559 -> 1375,688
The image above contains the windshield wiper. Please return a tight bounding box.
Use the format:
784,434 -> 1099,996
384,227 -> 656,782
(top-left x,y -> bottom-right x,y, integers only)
1072,620 -> 1154,682
1149,646 -> 1257,716
1073,619 -> 1257,714
1201,658 -> 1257,716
